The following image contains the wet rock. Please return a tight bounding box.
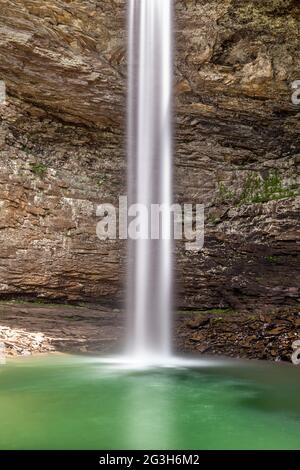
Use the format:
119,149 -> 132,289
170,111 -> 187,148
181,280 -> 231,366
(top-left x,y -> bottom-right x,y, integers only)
176,307 -> 300,363
266,326 -> 289,336
185,316 -> 210,329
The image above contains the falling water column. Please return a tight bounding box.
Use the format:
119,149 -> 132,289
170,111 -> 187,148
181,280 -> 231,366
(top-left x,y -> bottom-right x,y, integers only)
127,0 -> 173,361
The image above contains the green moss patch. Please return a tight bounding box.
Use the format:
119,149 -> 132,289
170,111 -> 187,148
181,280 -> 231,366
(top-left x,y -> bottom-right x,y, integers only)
30,162 -> 48,178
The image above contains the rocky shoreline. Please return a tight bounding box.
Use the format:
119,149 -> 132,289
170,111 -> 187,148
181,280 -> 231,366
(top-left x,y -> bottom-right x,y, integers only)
0,302 -> 125,358
0,302 -> 299,364
176,307 -> 300,363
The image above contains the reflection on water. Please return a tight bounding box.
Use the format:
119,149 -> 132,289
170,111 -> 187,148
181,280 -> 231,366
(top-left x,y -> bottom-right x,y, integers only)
0,355 -> 299,450
125,373 -> 172,449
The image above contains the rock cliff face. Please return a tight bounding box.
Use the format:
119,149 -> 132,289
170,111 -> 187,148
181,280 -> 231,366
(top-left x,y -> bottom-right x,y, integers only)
0,0 -> 299,309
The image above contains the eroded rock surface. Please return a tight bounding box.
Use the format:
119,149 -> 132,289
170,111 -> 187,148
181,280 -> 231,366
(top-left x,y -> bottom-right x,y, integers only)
0,301 -> 298,363
0,0 -> 299,309
176,306 -> 300,362
0,302 -> 124,356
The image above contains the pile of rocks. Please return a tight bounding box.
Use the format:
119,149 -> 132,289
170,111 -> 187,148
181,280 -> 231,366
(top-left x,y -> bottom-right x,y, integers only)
0,325 -> 54,357
176,308 -> 300,362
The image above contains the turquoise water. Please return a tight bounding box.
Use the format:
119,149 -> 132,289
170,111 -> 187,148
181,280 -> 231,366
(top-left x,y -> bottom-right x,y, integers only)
0,355 -> 299,449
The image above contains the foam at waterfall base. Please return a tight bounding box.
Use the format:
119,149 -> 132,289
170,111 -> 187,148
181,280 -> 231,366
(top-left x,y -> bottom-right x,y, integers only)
91,354 -> 228,371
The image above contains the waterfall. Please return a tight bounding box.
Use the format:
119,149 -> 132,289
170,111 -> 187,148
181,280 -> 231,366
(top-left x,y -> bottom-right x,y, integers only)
127,0 -> 173,362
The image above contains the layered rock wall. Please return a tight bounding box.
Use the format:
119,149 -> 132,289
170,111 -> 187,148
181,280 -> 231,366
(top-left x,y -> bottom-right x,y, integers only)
0,0 -> 299,309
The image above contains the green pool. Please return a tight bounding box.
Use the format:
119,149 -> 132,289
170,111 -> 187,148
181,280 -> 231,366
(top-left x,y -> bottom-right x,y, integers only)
0,355 -> 299,449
